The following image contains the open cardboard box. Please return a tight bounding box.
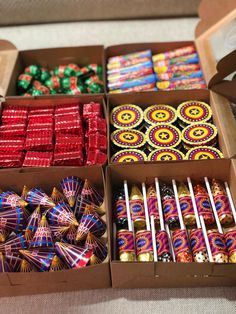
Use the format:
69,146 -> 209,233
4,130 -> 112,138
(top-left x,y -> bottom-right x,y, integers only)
0,165 -> 111,297
0,41 -> 105,97
0,94 -> 109,169
107,159 -> 236,288
107,89 -> 236,162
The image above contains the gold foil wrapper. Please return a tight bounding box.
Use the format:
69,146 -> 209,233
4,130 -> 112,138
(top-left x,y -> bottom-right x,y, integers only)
119,252 -> 135,262
137,252 -> 154,262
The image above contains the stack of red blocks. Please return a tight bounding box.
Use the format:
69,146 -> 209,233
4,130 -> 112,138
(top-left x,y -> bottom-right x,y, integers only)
0,102 -> 107,167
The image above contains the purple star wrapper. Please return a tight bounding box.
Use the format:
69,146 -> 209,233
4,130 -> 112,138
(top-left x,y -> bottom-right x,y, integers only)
20,259 -> 35,272
0,252 -> 12,272
20,249 -> 55,272
0,206 -> 27,232
60,176 -> 83,208
30,215 -> 54,250
47,201 -> 78,227
85,233 -> 107,264
55,242 -> 93,269
0,191 -> 28,210
50,225 -> 70,241
5,254 -> 22,272
1,234 -> 28,255
49,255 -> 67,272
76,206 -> 106,241
26,188 -> 55,209
51,187 -> 67,204
25,205 -> 41,241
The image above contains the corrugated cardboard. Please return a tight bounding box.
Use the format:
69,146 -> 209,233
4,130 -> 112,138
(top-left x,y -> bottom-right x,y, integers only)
107,159 -> 236,288
107,89 -> 236,161
0,166 -> 111,296
0,43 -> 105,97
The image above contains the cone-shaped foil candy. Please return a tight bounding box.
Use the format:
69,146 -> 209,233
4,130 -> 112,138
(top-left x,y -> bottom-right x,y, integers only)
76,206 -> 106,241
30,215 -> 54,250
85,233 -> 107,264
26,188 -> 55,209
20,249 -> 55,272
0,252 -> 12,272
21,185 -> 30,201
0,191 -> 28,210
20,259 -> 35,272
1,234 -> 27,255
25,205 -> 41,241
50,255 -> 67,272
60,176 -> 83,208
80,179 -> 103,206
211,178 -> 234,226
55,242 -> 93,269
5,254 -> 22,272
50,225 -> 70,241
0,226 -> 10,243
47,202 -> 78,227
66,225 -> 78,244
51,187 -> 67,204
0,206 -> 26,233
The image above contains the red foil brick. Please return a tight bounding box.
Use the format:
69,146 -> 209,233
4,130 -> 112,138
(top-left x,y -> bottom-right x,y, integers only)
53,150 -> 83,166
23,151 -> 53,167
83,102 -> 101,120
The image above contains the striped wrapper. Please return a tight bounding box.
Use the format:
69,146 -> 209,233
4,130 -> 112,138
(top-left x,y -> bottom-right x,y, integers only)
207,231 -> 228,256
213,195 -> 232,219
195,195 -> 215,224
135,230 -> 153,256
147,196 -> 159,219
189,228 -> 206,254
224,229 -> 236,256
156,230 -> 171,257
172,229 -> 191,256
163,198 -> 178,223
114,199 -> 127,220
179,196 -> 195,219
117,230 -> 135,254
129,199 -> 145,221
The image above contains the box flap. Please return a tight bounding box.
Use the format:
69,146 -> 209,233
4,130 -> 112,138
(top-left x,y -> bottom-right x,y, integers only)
0,40 -> 18,97
208,50 -> 236,103
195,0 -> 236,38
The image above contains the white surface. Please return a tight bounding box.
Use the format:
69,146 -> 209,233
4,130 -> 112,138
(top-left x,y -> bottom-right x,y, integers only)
0,18 -> 236,314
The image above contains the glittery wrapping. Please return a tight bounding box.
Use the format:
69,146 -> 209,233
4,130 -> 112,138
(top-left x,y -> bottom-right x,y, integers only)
189,228 -> 207,254
117,230 -> 135,254
0,253 -> 12,272
0,227 -> 10,243
207,231 -> 228,256
66,225 -> 78,244
60,176 -> 83,208
172,229 -> 192,259
135,230 -> 153,256
162,198 -> 179,225
55,242 -> 93,269
156,230 -> 171,257
0,206 -> 26,233
85,233 -> 107,263
49,255 -> 67,272
114,199 -> 127,221
110,104 -> 143,129
80,179 -> 103,207
111,129 -> 146,148
0,191 -> 27,210
20,259 -> 35,272
129,199 -> 146,222
47,202 -> 78,227
5,254 -> 22,272
144,104 -> 177,125
29,216 -> 54,250
186,146 -> 224,160
195,195 -> 215,225
224,229 -> 236,257
2,234 -> 27,255
213,195 -> 233,221
50,225 -> 70,241
26,188 -> 55,209
111,149 -> 147,163
51,187 -> 67,204
147,195 -> 159,220
20,249 -> 55,272
179,196 -> 195,220
25,206 -> 41,240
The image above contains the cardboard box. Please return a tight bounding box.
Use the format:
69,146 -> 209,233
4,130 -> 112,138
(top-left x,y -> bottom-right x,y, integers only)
0,41 -> 105,97
108,89 -> 236,162
107,159 -> 236,288
0,165 -> 111,296
0,94 -> 108,168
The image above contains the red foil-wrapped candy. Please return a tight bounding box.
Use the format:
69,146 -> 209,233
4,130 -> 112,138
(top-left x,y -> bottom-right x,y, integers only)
28,113 -> 54,121
53,150 -> 83,166
86,149 -> 107,165
55,117 -> 83,135
83,102 -> 102,120
27,117 -> 54,128
28,107 -> 54,116
0,124 -> 26,138
0,151 -> 24,168
87,133 -> 107,152
23,151 -> 53,167
0,139 -> 25,151
24,134 -> 53,151
55,135 -> 84,152
86,117 -> 106,135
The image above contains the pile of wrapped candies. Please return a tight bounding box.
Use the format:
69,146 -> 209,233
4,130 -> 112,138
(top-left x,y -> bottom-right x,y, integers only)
0,102 -> 107,168
17,64 -> 104,96
0,176 -> 108,272
110,101 -> 223,163
114,177 -> 236,263
107,45 -> 206,93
